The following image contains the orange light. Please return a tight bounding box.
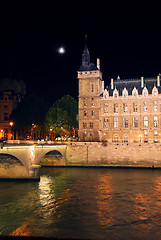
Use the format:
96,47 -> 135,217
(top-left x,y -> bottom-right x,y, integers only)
10,121 -> 14,127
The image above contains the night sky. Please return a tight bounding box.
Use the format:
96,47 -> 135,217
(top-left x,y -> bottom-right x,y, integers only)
0,3 -> 161,104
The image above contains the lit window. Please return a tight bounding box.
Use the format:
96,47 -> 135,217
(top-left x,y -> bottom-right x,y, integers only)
132,87 -> 138,97
114,103 -> 118,113
91,111 -> 94,116
123,103 -> 128,113
144,117 -> 148,128
114,135 -> 118,142
104,123 -> 109,128
144,102 -> 148,112
142,87 -> 148,97
133,103 -> 137,112
123,117 -> 128,128
154,101 -> 157,112
154,116 -> 158,127
122,88 -> 128,97
133,117 -> 138,128
83,123 -> 87,129
90,122 -> 93,129
114,118 -> 118,128
124,136 -> 128,142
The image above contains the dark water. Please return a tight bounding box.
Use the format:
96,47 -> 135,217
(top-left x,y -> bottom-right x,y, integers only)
1,167 -> 161,239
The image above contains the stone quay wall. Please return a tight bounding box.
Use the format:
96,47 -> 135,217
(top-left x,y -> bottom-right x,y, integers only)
62,142 -> 161,168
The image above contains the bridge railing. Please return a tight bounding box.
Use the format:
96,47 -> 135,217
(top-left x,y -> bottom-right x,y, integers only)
7,140 -> 70,145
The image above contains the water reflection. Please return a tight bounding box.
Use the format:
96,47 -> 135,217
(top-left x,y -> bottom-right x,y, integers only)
2,168 -> 161,239
96,175 -> 113,227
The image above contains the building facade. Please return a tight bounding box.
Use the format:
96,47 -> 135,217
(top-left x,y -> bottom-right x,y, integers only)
0,78 -> 26,140
78,42 -> 161,143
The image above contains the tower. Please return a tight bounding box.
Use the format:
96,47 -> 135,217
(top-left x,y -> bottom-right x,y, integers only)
77,37 -> 104,141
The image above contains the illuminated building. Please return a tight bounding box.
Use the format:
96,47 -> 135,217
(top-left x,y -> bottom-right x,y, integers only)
0,77 -> 26,140
78,41 -> 161,143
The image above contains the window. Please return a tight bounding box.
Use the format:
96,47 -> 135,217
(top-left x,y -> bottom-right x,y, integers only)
104,118 -> 108,122
123,103 -> 128,113
114,118 -> 118,128
142,87 -> 148,97
114,135 -> 118,142
152,86 -> 158,96
104,109 -> 108,114
122,88 -> 128,97
144,102 -> 148,112
90,122 -> 93,129
133,117 -> 138,128
91,84 -> 94,93
91,98 -> 94,106
123,117 -> 128,128
124,136 -> 128,142
91,111 -> 94,116
104,123 -> 109,128
154,101 -> 157,112
83,133 -> 86,141
84,98 -> 87,107
132,87 -> 138,97
4,105 -> 8,108
84,111 -> 87,117
4,113 -> 8,121
144,117 -> 148,128
154,116 -> 158,127
114,103 -> 118,113
83,123 -> 87,129
113,88 -> 118,98
133,103 -> 137,112
89,133 -> 93,141
104,104 -> 108,114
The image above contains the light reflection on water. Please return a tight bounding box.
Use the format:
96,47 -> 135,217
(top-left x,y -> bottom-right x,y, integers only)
1,168 -> 161,239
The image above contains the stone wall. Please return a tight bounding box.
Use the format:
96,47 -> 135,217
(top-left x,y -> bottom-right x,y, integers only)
65,142 -> 161,168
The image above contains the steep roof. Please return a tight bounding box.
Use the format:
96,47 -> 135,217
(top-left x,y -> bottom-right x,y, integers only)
108,77 -> 161,96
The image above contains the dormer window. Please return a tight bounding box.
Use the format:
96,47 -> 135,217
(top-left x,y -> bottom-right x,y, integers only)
142,87 -> 148,97
122,88 -> 128,97
113,88 -> 118,98
132,87 -> 138,97
152,86 -> 158,96
103,89 -> 109,99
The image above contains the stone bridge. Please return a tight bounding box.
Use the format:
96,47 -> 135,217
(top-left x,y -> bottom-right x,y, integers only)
0,142 -> 67,180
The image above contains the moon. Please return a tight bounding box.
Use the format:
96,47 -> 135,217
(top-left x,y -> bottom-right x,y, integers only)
58,47 -> 65,54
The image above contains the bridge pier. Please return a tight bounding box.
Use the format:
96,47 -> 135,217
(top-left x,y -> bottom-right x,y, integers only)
28,164 -> 41,180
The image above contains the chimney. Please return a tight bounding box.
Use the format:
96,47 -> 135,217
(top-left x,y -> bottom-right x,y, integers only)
111,78 -> 114,89
141,77 -> 144,88
97,58 -> 100,70
157,75 -> 160,87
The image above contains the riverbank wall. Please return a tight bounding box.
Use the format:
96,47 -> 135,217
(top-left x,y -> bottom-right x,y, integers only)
41,142 -> 161,168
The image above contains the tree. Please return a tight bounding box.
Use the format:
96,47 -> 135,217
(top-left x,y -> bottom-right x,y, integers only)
45,95 -> 78,139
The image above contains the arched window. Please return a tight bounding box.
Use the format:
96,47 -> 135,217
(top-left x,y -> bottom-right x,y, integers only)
132,87 -> 138,97
113,135 -> 119,142
122,88 -> 128,97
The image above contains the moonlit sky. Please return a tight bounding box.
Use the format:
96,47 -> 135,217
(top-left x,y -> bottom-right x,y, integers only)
0,3 -> 161,104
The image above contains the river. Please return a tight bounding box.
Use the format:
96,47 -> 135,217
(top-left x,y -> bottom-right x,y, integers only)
1,167 -> 161,239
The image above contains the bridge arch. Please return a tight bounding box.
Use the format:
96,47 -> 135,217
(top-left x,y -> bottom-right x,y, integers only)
0,153 -> 28,178
35,146 -> 66,166
0,153 -> 24,165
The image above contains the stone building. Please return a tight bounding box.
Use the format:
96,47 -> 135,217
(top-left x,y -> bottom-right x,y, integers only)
0,78 -> 26,140
78,41 -> 161,143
